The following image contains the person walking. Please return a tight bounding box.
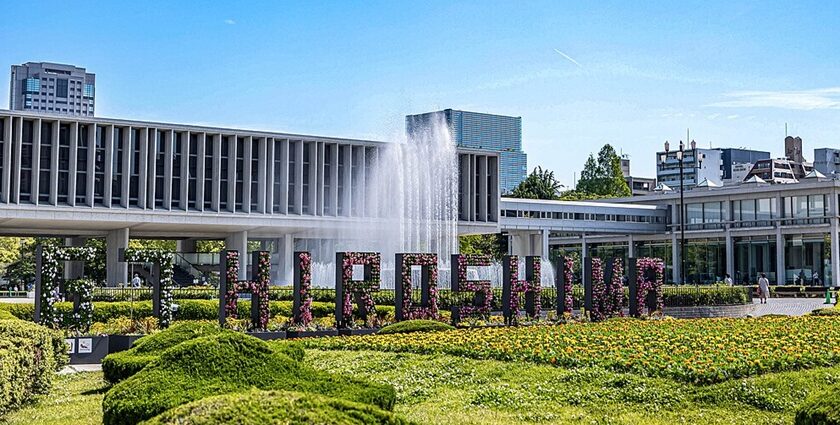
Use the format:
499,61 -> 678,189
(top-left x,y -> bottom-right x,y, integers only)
758,273 -> 770,304
724,273 -> 733,286
131,273 -> 142,288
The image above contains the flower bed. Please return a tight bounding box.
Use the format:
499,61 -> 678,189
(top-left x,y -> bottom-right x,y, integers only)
306,316 -> 840,384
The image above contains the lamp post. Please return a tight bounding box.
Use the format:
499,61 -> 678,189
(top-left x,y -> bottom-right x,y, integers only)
662,140 -> 695,285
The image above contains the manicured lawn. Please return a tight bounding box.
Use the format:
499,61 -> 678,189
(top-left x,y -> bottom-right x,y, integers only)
306,316 -> 840,383
304,349 -> 840,425
1,372 -> 106,425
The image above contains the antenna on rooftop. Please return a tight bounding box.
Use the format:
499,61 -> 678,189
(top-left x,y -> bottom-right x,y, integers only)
785,123 -> 788,137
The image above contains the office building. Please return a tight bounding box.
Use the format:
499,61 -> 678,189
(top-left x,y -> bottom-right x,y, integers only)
9,62 -> 95,116
813,148 -> 840,177
655,147 -> 722,189
721,148 -> 770,183
407,109 -> 526,194
619,155 -> 656,196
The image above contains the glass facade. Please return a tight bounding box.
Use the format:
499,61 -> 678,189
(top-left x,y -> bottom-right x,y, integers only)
734,236 -> 776,285
785,235 -> 830,286
407,109 -> 526,194
684,238 -> 726,284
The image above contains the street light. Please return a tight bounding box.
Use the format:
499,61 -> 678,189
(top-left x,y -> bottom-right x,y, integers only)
662,140 -> 694,285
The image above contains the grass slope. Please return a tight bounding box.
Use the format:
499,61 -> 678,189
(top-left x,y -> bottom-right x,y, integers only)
304,349 -> 840,425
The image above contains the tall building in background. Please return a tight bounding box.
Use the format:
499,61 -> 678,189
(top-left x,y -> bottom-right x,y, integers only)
655,147 -> 723,189
407,109 -> 526,194
9,62 -> 95,116
721,148 -> 770,184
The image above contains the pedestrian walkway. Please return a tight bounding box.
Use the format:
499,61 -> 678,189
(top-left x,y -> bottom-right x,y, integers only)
59,364 -> 102,375
751,298 -> 832,317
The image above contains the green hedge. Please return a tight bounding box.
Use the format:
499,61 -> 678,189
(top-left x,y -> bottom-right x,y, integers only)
0,309 -> 18,320
378,320 -> 454,335
144,389 -> 413,425
102,332 -> 396,425
795,385 -> 840,425
0,320 -> 67,416
0,300 -> 393,327
102,321 -> 225,383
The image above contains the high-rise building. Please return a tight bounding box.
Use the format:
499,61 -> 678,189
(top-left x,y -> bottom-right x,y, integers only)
406,109 -> 526,194
655,147 -> 722,189
9,62 -> 95,116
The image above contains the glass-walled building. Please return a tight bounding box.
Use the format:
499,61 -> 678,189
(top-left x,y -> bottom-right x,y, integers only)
407,109 -> 526,194
545,178 -> 840,286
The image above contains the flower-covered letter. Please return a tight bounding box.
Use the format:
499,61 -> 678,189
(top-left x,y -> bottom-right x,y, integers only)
394,253 -> 439,321
292,251 -> 313,326
633,257 -> 665,317
120,248 -> 176,327
502,255 -> 542,324
450,254 -> 493,326
219,250 -> 271,330
335,252 -> 381,329
34,244 -> 102,330
552,256 -> 575,316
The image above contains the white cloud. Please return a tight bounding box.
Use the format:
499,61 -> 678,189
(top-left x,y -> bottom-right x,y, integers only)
727,114 -> 739,120
224,19 -> 237,25
708,87 -> 840,110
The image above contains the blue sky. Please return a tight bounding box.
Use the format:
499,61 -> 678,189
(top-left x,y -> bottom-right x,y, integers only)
2,0 -> 839,186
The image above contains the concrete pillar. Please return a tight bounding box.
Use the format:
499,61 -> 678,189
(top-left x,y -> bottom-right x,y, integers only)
775,226 -> 785,285
541,229 -> 550,259
49,120 -> 59,205
176,239 -> 197,253
106,228 -> 129,286
225,231 -> 248,280
627,234 -> 636,258
64,237 -> 87,280
725,229 -> 735,281
31,118 -> 40,204
67,122 -> 78,207
1,116 -> 11,203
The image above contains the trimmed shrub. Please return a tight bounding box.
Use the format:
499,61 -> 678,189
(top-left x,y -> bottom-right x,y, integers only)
378,319 -> 455,335
0,320 -> 67,415
795,385 -> 840,425
145,389 -> 413,425
267,340 -> 306,362
811,307 -> 840,316
102,332 -> 396,425
102,321 -> 224,383
0,309 -> 18,320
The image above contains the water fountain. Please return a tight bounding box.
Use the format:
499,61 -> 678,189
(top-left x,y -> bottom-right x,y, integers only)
300,113 -> 554,288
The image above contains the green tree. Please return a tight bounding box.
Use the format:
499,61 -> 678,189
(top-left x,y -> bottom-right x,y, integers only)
575,144 -> 631,198
458,233 -> 506,261
510,166 -> 563,200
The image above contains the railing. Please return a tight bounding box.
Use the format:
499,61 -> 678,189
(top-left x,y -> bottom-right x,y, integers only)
0,290 -> 30,298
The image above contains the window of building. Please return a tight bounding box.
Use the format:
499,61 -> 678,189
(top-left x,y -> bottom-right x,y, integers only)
172,132 -> 183,208
220,137 -> 230,210
337,145 -> 345,215
188,133 -> 198,210
56,79 -> 68,98
273,140 -> 284,214
94,126 -> 106,206
250,139 -> 259,212
112,127 -> 123,205
288,141 -> 297,212
76,125 -> 89,204
83,84 -> 94,98
38,122 -> 52,203
23,78 -> 40,94
302,142 -> 310,214
129,129 -> 140,205
154,130 -> 166,208
235,137 -> 244,212
204,136 -> 214,210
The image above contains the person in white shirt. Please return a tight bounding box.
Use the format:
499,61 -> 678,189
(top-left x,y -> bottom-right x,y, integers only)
131,273 -> 142,288
724,274 -> 733,286
758,273 -> 770,304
